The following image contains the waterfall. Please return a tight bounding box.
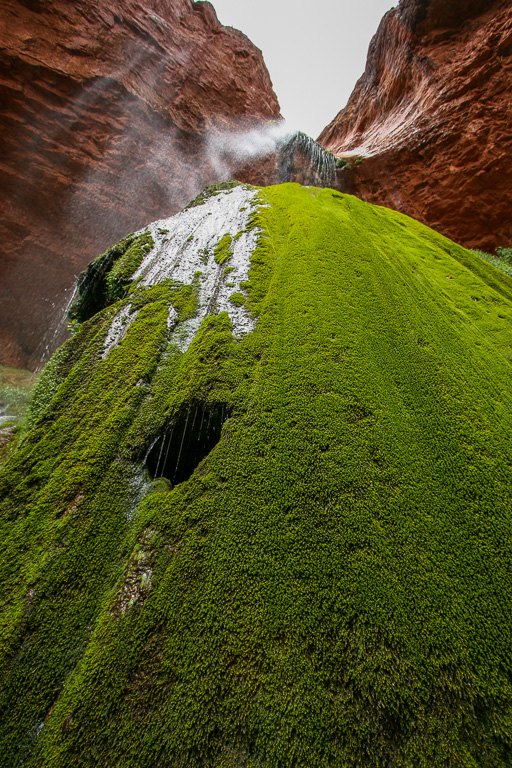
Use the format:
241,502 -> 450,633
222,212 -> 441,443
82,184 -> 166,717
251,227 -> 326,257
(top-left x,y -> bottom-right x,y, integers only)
277,131 -> 338,189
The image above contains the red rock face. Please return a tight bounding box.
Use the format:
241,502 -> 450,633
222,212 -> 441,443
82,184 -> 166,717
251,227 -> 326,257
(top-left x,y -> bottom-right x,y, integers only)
0,0 -> 281,369
319,0 -> 512,253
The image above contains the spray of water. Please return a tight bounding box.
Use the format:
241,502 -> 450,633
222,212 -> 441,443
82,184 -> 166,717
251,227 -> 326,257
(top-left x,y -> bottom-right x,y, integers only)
205,120 -> 299,176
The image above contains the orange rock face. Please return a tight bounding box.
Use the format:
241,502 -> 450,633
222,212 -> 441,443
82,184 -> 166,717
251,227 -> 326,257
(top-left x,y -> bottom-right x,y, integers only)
0,0 -> 281,369
319,0 -> 512,253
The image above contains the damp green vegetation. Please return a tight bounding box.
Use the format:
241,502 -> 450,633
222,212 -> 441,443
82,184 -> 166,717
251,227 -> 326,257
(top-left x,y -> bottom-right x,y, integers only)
1,184 -> 512,767
129,278 -> 200,322
214,233 -> 234,265
106,231 -> 153,301
228,292 -> 246,307
472,246 -> 512,277
69,231 -> 154,323
335,156 -> 362,170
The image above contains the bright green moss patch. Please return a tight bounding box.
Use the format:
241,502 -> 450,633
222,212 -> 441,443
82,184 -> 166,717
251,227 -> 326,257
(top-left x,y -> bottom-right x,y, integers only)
228,292 -> 246,307
1,184 -> 512,767
129,277 -> 199,323
214,233 -> 234,265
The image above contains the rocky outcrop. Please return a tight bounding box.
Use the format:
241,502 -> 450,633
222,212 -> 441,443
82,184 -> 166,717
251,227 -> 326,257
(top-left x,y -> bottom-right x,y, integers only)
319,0 -> 512,252
2,183 -> 512,765
0,0 -> 281,370
235,130 -> 346,191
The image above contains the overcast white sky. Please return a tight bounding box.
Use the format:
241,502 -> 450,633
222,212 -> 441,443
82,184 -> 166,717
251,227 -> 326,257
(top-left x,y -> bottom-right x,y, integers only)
209,0 -> 396,138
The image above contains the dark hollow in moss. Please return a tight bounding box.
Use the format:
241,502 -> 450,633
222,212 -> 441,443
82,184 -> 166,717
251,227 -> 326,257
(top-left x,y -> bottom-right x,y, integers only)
145,400 -> 231,486
68,231 -> 153,323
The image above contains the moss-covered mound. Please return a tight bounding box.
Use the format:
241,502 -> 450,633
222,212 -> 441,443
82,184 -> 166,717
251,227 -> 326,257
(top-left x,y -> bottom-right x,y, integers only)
1,184 -> 512,767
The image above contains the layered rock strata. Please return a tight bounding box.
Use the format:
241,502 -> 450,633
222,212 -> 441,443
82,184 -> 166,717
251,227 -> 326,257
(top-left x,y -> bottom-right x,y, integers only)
0,0 -> 281,369
319,0 -> 512,251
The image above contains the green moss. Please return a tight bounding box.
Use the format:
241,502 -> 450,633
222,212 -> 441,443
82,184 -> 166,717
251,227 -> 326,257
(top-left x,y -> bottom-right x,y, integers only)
1,184 -> 512,767
106,231 -> 153,302
69,231 -> 154,322
129,278 -> 199,323
228,292 -> 246,307
214,233 -> 234,265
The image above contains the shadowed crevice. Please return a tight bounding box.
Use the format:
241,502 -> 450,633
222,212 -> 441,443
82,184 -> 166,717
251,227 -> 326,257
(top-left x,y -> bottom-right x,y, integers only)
146,401 -> 231,486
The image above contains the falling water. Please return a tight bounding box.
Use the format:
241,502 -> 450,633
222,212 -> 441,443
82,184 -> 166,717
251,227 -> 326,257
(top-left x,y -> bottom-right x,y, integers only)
34,284 -> 79,373
277,131 -> 338,189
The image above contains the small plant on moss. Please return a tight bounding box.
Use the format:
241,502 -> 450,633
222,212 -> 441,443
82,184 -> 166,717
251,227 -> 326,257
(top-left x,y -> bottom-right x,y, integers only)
198,248 -> 209,265
496,247 -> 512,264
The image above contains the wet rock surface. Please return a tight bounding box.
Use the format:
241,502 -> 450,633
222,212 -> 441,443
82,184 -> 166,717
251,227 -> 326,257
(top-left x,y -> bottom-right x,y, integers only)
319,0 -> 512,251
235,131 -> 346,192
0,0 -> 281,370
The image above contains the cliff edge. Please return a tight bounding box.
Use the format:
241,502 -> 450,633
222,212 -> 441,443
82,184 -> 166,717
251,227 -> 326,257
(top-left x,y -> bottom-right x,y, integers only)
319,0 -> 512,252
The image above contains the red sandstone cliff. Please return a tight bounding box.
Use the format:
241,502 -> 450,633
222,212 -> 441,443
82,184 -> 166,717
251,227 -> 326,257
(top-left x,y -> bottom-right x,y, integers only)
0,0 -> 281,369
319,0 -> 512,252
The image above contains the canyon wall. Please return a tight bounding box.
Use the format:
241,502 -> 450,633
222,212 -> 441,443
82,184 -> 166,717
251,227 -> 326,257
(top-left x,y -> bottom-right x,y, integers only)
319,0 -> 512,252
0,0 -> 281,369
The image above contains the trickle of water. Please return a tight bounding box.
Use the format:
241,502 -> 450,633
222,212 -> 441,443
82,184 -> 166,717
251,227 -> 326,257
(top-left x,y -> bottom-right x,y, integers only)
35,285 -> 78,372
277,131 -> 337,188
145,401 -> 230,486
154,429 -> 168,479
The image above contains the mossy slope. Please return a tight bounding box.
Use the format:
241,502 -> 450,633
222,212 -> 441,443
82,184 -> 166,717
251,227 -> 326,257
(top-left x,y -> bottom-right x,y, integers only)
1,184 -> 512,767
